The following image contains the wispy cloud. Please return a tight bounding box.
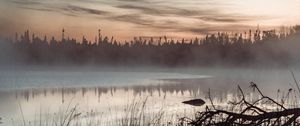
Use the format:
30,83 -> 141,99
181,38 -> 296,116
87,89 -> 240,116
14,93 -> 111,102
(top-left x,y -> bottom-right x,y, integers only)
115,4 -> 205,17
3,0 -> 278,38
110,3 -> 268,34
60,5 -> 110,16
109,14 -> 154,26
115,4 -> 269,23
196,15 -> 270,23
10,0 -> 110,17
10,0 -> 43,6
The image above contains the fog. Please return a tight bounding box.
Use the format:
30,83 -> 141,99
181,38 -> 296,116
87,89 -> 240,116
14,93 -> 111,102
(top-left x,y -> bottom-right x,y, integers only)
1,27 -> 300,93
2,33 -> 300,125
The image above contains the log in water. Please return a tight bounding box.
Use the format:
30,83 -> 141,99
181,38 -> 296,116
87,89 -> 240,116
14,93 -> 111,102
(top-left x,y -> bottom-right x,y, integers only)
182,99 -> 205,106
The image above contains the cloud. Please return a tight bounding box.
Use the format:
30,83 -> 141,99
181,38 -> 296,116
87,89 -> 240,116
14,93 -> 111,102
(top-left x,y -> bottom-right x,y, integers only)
109,14 -> 155,26
183,25 -> 256,34
108,13 -> 212,34
19,6 -> 57,13
115,4 -> 215,17
117,0 -> 141,1
10,0 -> 43,6
117,5 -> 161,15
196,15 -> 270,23
108,13 -> 178,29
4,0 -> 274,37
10,0 -> 110,17
115,4 -> 270,24
110,3 -> 268,34
199,17 -> 248,23
60,5 -> 110,16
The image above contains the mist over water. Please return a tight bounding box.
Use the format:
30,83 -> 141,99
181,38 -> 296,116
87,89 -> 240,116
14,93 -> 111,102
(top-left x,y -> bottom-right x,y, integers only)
1,30 -> 300,125
0,65 -> 299,125
0,68 -> 211,90
1,0 -> 300,125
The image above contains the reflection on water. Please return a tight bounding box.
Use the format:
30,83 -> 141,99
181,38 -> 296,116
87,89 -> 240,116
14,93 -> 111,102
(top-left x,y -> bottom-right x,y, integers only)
1,78 -> 220,126
12,79 -> 213,102
0,68 -> 300,125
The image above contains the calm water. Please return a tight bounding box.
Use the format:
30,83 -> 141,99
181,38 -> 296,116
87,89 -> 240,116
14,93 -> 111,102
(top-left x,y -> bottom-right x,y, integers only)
0,67 -> 298,125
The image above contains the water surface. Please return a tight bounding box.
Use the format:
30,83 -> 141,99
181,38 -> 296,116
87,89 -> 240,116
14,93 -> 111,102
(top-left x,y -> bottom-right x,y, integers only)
0,67 -> 298,125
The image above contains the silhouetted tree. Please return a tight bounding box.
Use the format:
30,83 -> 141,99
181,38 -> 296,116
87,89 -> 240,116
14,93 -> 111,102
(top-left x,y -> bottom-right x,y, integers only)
1,26 -> 300,67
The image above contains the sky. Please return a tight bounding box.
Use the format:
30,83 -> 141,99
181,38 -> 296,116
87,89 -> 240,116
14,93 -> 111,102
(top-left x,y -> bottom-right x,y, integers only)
0,0 -> 300,41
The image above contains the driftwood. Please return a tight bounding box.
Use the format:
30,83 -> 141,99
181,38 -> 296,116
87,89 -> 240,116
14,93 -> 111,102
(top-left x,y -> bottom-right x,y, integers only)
182,82 -> 300,126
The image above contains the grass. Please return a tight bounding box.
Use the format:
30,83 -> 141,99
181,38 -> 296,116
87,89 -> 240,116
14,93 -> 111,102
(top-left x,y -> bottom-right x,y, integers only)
13,95 -> 179,126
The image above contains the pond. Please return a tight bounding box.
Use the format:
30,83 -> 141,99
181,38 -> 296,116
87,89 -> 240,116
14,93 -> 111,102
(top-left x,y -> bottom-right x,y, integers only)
0,67 -> 298,125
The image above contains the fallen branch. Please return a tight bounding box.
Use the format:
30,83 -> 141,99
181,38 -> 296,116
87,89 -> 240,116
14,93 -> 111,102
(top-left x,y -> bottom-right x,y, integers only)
182,83 -> 300,126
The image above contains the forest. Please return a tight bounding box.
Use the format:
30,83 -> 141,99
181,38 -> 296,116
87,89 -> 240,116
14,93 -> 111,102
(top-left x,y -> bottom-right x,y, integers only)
1,26 -> 300,67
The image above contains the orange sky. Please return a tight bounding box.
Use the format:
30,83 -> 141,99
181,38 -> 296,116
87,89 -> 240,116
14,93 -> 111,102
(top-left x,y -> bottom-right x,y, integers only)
0,0 -> 300,41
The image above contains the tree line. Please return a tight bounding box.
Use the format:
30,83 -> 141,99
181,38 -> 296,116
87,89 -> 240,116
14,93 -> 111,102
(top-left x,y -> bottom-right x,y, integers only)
1,26 -> 300,67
